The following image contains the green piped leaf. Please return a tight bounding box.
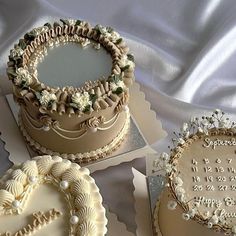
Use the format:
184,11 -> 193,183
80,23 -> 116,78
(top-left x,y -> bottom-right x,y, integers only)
19,39 -> 27,50
75,20 -> 82,26
108,74 -> 122,83
53,22 -> 61,28
84,105 -> 91,112
44,22 -> 52,29
113,87 -> 123,95
121,65 -> 130,72
90,94 -> 98,104
24,32 -> 36,41
106,26 -> 114,33
115,38 -> 122,44
94,24 -> 104,34
60,19 -> 68,25
7,67 -> 17,77
127,54 -> 134,62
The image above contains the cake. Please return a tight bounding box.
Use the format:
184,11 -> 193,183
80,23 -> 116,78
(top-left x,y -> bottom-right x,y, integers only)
0,155 -> 107,235
6,19 -> 135,163
153,110 -> 236,236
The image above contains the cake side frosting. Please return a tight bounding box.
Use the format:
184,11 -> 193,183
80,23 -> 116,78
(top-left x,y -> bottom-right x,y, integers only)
0,155 -> 107,235
154,110 -> 236,235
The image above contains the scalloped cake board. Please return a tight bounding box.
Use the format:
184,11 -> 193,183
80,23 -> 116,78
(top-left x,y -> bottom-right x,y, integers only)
105,204 -> 135,236
5,82 -> 166,172
132,167 -> 153,236
0,96 -> 30,164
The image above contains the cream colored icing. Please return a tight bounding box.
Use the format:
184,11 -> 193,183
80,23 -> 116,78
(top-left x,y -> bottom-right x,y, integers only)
18,109 -> 130,163
0,155 -> 107,235
154,110 -> 236,235
7,19 -> 134,163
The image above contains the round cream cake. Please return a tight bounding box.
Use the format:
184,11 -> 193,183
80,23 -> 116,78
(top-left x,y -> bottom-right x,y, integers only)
7,19 -> 135,163
154,110 -> 236,236
0,155 -> 107,235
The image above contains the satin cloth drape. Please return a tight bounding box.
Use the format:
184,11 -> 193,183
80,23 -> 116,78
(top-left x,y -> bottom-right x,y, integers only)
0,0 -> 236,233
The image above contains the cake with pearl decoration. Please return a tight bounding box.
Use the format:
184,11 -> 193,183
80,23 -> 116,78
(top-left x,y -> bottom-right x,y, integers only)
153,110 -> 236,236
0,155 -> 107,235
7,19 -> 135,163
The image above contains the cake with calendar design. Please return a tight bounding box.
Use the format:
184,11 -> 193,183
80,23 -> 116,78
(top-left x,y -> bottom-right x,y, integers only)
6,19 -> 135,163
0,155 -> 107,235
153,110 -> 236,236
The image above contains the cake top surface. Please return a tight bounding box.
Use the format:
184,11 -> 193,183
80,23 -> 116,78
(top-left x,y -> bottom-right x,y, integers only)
154,110 -> 236,235
7,19 -> 135,114
0,155 -> 107,235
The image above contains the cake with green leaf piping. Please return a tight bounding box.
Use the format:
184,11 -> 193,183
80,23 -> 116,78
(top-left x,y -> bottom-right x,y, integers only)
7,19 -> 135,163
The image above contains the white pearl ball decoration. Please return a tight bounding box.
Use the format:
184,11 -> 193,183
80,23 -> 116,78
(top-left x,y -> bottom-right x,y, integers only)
122,105 -> 129,112
70,215 -> 79,225
12,200 -> 21,209
90,127 -> 97,133
28,176 -> 37,184
42,126 -> 50,131
60,180 -> 69,190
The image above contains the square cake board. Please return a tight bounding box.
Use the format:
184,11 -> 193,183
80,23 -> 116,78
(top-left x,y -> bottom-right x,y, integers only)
5,82 -> 167,173
132,165 -> 165,236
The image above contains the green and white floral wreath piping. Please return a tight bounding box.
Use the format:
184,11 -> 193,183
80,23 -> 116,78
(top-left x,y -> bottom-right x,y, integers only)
7,19 -> 135,114
0,156 -> 107,235
153,109 -> 236,235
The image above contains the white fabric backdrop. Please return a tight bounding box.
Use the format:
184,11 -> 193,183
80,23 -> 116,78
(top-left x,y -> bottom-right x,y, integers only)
1,0 -> 236,233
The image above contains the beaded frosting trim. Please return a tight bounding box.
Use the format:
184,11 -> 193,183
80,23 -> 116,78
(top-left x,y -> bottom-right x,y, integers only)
7,19 -> 135,114
18,110 -> 130,163
0,155 -> 107,235
153,109 -> 236,235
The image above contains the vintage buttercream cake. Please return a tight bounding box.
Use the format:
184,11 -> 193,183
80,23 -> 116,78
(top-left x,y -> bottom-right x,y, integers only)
7,19 -> 135,163
0,155 -> 107,235
153,110 -> 236,236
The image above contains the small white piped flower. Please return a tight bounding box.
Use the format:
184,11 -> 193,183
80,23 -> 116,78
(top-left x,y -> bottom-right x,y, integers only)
167,200 -> 177,210
209,215 -> 219,224
67,19 -> 77,26
160,152 -> 170,162
219,119 -> 228,128
32,26 -> 49,36
10,46 -> 24,58
188,208 -> 196,218
164,163 -> 173,174
119,55 -> 135,69
181,123 -> 189,132
173,176 -> 183,187
14,68 -> 32,87
197,127 -> 204,133
232,225 -> 236,234
110,80 -> 126,92
177,138 -> 185,145
214,108 -> 221,114
70,215 -> 79,225
71,92 -> 92,111
39,90 -> 57,107
182,213 -> 190,221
